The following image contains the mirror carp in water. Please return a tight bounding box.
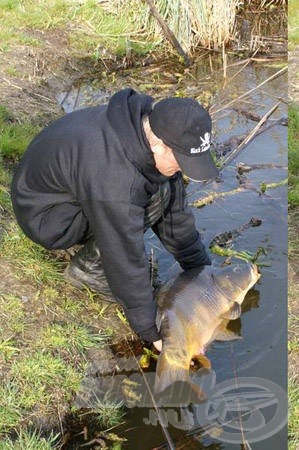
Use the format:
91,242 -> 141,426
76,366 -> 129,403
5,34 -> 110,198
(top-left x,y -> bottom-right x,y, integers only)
155,263 -> 260,393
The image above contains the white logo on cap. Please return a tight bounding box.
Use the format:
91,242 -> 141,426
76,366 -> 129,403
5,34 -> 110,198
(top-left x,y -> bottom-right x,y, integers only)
190,132 -> 211,154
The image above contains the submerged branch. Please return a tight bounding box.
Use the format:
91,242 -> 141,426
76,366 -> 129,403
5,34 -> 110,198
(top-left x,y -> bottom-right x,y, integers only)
214,117 -> 286,161
209,218 -> 269,266
210,66 -> 287,115
219,102 -> 281,168
237,162 -> 287,174
259,178 -> 288,193
190,188 -> 244,208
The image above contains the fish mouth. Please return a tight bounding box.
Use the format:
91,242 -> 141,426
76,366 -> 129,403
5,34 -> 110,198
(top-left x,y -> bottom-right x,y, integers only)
250,263 -> 261,283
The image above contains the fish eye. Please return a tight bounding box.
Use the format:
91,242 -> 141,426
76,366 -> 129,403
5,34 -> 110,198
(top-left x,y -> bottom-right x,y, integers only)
233,265 -> 243,274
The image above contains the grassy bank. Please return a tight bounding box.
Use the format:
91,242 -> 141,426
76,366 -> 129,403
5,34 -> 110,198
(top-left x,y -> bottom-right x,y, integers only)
285,2 -> 299,447
0,110 -> 130,446
288,104 -> 299,210
0,0 -> 154,58
288,0 -> 299,47
288,103 -> 299,450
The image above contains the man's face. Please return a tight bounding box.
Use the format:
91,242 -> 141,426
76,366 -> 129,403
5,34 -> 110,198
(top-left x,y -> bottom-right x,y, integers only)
152,143 -> 181,177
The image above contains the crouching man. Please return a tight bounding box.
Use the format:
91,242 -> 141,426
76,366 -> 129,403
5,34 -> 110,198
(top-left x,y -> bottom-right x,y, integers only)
11,88 -> 218,350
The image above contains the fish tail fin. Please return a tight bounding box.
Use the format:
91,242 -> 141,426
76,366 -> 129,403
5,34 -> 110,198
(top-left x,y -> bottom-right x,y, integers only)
154,352 -> 189,394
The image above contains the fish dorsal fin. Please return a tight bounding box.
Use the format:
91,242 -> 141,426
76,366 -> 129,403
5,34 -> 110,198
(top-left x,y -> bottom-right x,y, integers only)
221,302 -> 242,320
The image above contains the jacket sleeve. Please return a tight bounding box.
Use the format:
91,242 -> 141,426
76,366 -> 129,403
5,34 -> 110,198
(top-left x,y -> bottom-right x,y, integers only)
152,173 -> 211,270
81,199 -> 160,343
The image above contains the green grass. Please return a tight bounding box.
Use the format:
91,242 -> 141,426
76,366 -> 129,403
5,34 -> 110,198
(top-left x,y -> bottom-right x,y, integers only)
0,0 -> 155,57
34,323 -> 109,354
0,224 -> 63,285
0,158 -> 12,213
0,429 -> 59,449
0,382 -> 23,434
11,351 -> 85,409
289,377 -> 299,450
288,104 -> 299,209
0,294 -> 26,335
289,0 -> 299,45
0,105 -> 40,161
0,337 -> 19,362
80,392 -> 125,430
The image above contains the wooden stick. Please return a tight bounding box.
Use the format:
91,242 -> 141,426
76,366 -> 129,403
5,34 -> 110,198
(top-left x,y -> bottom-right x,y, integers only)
259,178 -> 288,193
210,66 -> 287,116
144,0 -> 191,66
219,102 -> 281,169
225,47 -> 260,85
237,162 -> 287,174
190,187 -> 245,208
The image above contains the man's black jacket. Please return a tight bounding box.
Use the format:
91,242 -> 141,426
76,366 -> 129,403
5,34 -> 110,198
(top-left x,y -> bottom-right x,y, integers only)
11,88 -> 211,342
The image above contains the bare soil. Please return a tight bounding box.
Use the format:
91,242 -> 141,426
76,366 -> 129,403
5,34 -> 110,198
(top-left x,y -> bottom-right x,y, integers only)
0,28 -> 114,124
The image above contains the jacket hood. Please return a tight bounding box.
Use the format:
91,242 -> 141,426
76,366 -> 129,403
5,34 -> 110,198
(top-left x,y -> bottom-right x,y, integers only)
106,88 -> 169,184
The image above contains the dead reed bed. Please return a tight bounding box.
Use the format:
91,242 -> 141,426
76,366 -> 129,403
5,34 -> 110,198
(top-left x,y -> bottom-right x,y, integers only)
97,0 -> 287,56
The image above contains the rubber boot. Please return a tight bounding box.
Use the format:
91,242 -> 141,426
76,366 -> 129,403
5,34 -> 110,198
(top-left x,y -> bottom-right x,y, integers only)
64,238 -> 115,299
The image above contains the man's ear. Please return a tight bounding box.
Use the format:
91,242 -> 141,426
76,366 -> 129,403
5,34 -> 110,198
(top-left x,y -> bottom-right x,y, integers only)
151,141 -> 168,155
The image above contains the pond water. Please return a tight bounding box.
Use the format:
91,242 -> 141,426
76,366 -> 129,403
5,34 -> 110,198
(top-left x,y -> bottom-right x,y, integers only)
57,51 -> 288,449
141,61 -> 288,450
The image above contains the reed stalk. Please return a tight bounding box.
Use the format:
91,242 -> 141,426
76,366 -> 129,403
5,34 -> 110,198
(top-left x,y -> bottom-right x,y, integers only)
103,0 -> 243,52
151,0 -> 243,51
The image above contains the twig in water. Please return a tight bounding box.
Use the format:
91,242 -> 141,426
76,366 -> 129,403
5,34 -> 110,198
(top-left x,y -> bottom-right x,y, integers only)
73,85 -> 81,111
210,66 -> 287,116
225,47 -> 260,85
259,178 -> 288,194
237,162 -> 287,174
219,102 -> 281,169
233,107 -> 262,122
190,187 -> 245,208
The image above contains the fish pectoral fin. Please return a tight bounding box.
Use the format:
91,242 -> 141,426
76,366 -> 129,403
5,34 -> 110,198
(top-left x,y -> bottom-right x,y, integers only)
213,327 -> 242,342
154,352 -> 189,394
155,310 -> 164,332
221,302 -> 242,320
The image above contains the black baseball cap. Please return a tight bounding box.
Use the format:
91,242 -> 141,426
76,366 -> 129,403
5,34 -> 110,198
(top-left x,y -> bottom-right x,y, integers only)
148,97 -> 219,182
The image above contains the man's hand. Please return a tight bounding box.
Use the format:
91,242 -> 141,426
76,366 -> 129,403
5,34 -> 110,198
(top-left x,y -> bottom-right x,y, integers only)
153,339 -> 162,352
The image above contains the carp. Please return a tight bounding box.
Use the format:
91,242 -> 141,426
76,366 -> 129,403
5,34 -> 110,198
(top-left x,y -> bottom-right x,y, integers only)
155,263 -> 260,393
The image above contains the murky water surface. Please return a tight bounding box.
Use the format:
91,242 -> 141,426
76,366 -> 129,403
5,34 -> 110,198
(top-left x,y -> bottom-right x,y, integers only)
58,47 -> 287,450
143,62 -> 287,450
